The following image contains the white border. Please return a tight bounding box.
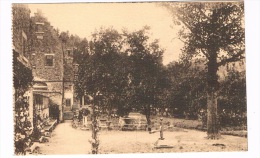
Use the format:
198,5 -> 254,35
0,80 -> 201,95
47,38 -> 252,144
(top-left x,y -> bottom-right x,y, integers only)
1,0 -> 259,158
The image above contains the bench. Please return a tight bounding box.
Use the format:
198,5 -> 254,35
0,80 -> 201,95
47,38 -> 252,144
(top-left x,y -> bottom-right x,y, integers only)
25,142 -> 40,155
43,120 -> 57,132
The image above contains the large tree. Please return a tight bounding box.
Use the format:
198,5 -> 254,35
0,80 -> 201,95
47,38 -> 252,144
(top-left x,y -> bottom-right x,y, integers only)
124,27 -> 166,130
75,28 -> 129,153
163,2 -> 245,138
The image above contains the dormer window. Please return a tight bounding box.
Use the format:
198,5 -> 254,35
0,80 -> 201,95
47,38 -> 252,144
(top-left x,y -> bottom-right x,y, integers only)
35,22 -> 44,39
35,22 -> 44,33
45,54 -> 54,66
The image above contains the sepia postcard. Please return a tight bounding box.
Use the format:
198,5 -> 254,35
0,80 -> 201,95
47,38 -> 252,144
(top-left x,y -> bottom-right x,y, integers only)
1,0 -> 259,157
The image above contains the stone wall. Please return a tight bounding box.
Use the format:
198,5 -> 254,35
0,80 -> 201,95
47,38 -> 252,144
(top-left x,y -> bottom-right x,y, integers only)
30,10 -> 64,95
29,10 -> 64,120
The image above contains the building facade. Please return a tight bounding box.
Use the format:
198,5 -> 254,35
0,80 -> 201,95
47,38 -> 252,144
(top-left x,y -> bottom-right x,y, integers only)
13,5 -> 82,126
29,10 -> 64,121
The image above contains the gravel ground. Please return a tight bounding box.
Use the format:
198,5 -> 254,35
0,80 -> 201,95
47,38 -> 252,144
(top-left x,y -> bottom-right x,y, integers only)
36,121 -> 91,155
36,121 -> 247,155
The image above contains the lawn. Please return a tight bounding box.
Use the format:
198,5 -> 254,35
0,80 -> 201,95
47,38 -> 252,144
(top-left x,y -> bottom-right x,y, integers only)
150,116 -> 247,137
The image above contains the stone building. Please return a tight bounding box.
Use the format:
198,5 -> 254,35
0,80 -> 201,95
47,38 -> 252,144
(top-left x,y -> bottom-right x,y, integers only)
63,48 -> 74,111
13,5 -> 81,124
62,46 -> 81,119
29,9 -> 64,121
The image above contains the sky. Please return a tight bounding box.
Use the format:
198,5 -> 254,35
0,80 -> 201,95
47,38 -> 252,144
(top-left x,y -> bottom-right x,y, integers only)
28,3 -> 184,65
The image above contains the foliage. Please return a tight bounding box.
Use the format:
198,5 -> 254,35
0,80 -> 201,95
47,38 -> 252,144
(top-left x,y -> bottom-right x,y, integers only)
163,2 -> 245,63
59,31 -> 70,44
13,5 -> 34,155
218,68 -> 246,127
14,97 -> 33,155
76,28 -> 126,104
165,60 -> 246,128
13,51 -> 33,97
12,4 -> 31,58
166,60 -> 207,119
123,27 -> 167,126
75,28 -> 129,154
74,26 -> 167,140
73,38 -> 89,64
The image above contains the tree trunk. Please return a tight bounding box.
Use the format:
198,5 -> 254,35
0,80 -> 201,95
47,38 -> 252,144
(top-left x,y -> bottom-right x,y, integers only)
206,52 -> 220,139
145,105 -> 151,132
207,90 -> 220,139
107,100 -> 113,120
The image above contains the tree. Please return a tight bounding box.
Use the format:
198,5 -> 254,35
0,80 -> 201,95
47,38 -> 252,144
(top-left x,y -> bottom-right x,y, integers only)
124,27 -> 166,130
75,26 -> 166,140
166,59 -> 207,119
75,28 -> 129,153
59,31 -> 70,44
163,2 -> 245,138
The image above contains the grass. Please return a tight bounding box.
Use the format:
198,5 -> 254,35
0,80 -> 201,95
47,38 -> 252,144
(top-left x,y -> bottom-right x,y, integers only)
150,116 -> 247,137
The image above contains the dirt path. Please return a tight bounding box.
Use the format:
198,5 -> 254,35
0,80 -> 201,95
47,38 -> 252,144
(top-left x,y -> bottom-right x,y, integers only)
38,121 -> 91,155
37,121 -> 247,155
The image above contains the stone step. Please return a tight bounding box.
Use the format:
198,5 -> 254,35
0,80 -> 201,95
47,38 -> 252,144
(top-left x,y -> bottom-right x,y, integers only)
154,139 -> 174,149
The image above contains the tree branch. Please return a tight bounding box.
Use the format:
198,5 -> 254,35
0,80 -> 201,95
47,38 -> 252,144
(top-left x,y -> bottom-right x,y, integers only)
217,49 -> 245,67
201,49 -> 210,59
197,7 -> 211,21
175,14 -> 193,31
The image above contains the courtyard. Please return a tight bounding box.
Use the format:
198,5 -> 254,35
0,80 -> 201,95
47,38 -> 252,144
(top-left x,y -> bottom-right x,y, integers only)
35,121 -> 247,155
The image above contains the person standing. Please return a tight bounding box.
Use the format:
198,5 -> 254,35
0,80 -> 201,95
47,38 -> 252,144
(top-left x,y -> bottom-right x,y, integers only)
159,118 -> 164,140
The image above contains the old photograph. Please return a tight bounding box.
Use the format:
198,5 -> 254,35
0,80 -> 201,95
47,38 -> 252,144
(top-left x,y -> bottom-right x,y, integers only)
12,1 -> 247,156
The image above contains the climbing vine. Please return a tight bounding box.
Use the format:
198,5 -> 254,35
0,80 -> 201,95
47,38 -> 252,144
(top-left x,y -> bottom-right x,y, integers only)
13,50 -> 33,155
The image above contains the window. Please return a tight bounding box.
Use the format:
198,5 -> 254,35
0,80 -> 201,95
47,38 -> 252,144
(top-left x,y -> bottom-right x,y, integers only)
65,99 -> 71,107
36,22 -> 44,39
35,95 -> 43,105
35,22 -> 44,33
45,54 -> 54,66
21,30 -> 27,56
34,94 -> 43,110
